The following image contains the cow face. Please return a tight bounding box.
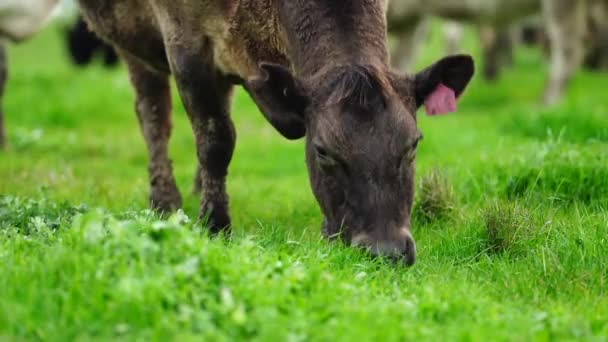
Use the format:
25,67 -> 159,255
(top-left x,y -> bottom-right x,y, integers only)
247,55 -> 474,265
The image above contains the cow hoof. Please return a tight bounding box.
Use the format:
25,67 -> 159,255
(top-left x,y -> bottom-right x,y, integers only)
150,185 -> 182,214
199,201 -> 231,237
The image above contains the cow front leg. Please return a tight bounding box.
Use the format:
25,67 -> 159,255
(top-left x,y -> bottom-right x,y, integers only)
193,163 -> 203,194
168,43 -> 236,235
123,54 -> 182,213
0,43 -> 7,149
542,0 -> 586,105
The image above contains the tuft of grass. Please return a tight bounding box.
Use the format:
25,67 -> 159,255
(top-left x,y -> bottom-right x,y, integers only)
505,141 -> 608,204
481,200 -> 539,256
501,105 -> 608,144
413,168 -> 458,225
0,195 -> 88,235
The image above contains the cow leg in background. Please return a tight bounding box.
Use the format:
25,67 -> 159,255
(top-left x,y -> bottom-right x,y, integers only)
103,45 -> 119,67
390,17 -> 426,72
123,54 -> 182,213
167,42 -> 236,235
584,0 -> 608,71
479,25 -> 514,81
584,29 -> 608,70
193,163 -> 203,194
497,30 -> 514,68
443,21 -> 464,55
542,0 -> 586,105
0,43 -> 6,149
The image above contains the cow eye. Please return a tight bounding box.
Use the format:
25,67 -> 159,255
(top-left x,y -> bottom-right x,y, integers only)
315,145 -> 329,159
400,136 -> 422,168
315,145 -> 341,169
403,148 -> 416,165
413,133 -> 423,148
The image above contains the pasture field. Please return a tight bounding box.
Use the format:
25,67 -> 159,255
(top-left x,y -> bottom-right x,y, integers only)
1,24 -> 607,341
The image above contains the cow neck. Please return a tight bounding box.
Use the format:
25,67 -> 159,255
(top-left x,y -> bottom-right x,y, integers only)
277,1 -> 390,79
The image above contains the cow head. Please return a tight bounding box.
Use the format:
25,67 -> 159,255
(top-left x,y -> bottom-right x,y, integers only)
247,55 -> 474,265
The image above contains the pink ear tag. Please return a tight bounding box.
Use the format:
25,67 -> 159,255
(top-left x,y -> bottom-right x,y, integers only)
424,83 -> 457,116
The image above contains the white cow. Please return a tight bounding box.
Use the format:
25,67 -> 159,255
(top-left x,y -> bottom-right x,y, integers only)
0,0 -> 58,42
387,0 -> 605,105
0,0 -> 60,148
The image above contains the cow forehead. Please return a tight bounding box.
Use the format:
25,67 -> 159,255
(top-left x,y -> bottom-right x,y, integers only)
312,104 -> 415,152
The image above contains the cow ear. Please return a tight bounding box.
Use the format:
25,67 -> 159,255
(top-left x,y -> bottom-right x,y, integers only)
245,63 -> 309,140
414,55 -> 475,111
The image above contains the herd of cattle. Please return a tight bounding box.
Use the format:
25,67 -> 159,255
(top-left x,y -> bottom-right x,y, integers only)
387,0 -> 608,105
1,0 -> 606,265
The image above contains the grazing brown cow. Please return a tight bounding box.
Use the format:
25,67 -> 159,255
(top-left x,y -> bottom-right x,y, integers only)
77,0 -> 474,264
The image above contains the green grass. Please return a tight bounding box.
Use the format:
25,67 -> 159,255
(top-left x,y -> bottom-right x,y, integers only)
1,23 -> 608,341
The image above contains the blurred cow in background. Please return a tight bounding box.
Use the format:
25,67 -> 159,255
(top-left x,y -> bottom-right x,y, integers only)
515,14 -> 608,71
0,0 -> 118,149
0,0 -> 59,148
0,0 -> 58,42
67,15 -> 119,67
54,0 -> 119,67
387,0 -> 608,105
391,19 -> 515,82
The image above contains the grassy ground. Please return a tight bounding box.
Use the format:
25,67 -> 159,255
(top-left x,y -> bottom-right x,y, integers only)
1,24 -> 607,341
